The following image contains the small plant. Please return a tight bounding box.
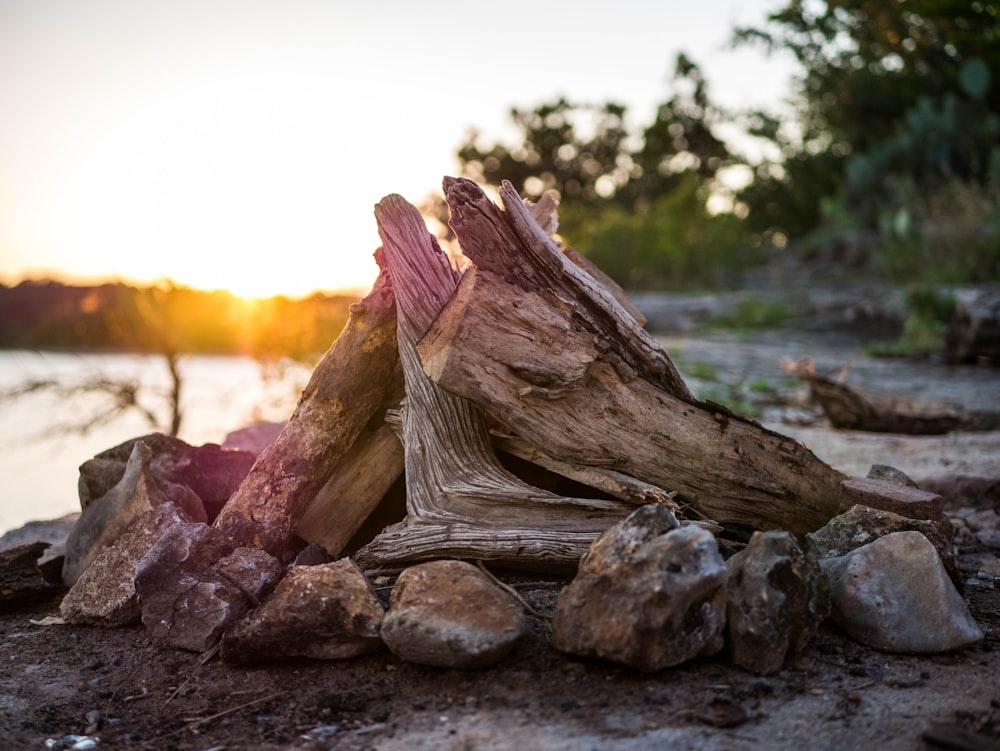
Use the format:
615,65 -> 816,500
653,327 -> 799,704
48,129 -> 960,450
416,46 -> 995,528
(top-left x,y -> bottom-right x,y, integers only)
681,359 -> 721,382
710,297 -> 790,330
697,384 -> 761,419
868,283 -> 957,358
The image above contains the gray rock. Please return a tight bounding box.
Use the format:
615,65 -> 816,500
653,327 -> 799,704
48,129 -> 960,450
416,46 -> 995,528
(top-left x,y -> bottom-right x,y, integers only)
807,504 -> 960,587
134,522 -> 281,652
221,558 -> 384,664
867,464 -> 917,488
63,441 -> 205,585
60,503 -> 192,626
552,504 -> 727,672
821,531 -> 983,653
726,531 -> 830,675
381,559 -> 527,669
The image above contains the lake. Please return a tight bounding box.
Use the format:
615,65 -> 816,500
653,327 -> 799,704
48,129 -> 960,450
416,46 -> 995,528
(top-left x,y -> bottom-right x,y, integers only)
0,350 -> 313,534
4,331 -> 999,536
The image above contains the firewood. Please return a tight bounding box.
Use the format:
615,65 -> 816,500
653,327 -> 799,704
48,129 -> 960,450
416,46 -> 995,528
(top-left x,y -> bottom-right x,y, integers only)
354,194 -> 642,572
414,178 -> 844,536
213,267 -> 403,556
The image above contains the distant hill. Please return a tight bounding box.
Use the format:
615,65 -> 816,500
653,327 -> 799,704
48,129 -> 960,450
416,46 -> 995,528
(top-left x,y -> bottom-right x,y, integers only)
0,280 -> 358,362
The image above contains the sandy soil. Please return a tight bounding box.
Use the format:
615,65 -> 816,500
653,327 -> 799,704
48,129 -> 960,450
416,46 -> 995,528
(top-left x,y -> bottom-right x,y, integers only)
2,330 -> 999,751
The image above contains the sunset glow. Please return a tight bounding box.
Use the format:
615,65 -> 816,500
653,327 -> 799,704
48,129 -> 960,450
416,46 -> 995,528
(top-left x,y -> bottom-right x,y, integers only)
0,0 -> 794,299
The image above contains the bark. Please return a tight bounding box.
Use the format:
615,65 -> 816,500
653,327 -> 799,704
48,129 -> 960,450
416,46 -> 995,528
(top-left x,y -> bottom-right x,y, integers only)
213,267 -> 403,555
414,178 -> 845,536
354,195 -> 641,572
294,422 -> 404,556
0,542 -> 60,606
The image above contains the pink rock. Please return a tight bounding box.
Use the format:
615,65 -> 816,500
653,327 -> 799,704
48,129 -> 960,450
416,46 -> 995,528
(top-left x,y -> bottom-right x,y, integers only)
221,558 -> 384,664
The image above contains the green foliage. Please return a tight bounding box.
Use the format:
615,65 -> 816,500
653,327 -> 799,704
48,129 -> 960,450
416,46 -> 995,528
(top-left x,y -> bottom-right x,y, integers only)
457,98 -> 633,209
455,1 -> 1000,288
868,283 -> 958,357
557,175 -> 754,289
678,358 -> 720,383
458,54 -> 736,215
709,297 -> 791,330
733,0 -> 1000,282
877,175 -> 1000,282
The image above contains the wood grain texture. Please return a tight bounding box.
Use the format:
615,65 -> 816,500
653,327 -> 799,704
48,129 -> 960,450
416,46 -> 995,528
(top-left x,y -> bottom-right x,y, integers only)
355,194 -> 635,572
418,179 -> 845,536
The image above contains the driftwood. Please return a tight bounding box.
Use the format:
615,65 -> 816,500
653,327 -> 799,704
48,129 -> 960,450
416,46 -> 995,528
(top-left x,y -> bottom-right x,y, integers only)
294,422 -> 404,555
213,180 -> 850,570
791,358 -> 1000,434
213,269 -> 403,556
355,195 -> 650,571
409,178 -> 844,537
0,541 -> 60,606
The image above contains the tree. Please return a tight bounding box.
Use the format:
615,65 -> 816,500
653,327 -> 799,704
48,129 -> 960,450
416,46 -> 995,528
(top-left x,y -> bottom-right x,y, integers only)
733,0 -> 1000,279
457,98 -> 632,209
454,56 -> 749,288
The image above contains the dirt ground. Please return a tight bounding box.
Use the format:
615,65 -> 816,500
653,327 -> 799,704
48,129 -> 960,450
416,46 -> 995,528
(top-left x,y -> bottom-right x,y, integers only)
3,329 -> 1000,751
1,548 -> 998,751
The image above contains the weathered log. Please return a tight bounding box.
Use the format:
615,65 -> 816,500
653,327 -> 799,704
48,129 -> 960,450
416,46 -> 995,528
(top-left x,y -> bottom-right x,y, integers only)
789,357 -> 1000,434
0,541 -> 61,606
294,422 -> 403,555
414,178 -> 845,536
355,195 -> 650,572
213,267 -> 403,555
444,177 -> 692,400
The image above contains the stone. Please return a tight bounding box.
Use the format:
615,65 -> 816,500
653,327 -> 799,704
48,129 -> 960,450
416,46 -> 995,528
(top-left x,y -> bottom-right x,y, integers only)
221,421 -> 285,456
821,531 -> 983,653
726,531 -> 831,675
78,432 -> 256,521
134,522 -> 282,652
839,477 -> 944,521
221,558 -> 384,665
60,504 -> 192,626
552,504 -> 727,672
63,441 -> 206,585
807,504 -> 960,588
866,464 -> 917,488
380,559 -> 527,669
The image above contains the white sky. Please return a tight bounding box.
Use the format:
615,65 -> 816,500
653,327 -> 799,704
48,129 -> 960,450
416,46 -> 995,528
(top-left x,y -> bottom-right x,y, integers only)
0,0 -> 797,298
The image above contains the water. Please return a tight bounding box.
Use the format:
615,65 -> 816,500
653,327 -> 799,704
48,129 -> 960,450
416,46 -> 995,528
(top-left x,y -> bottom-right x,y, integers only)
4,332 -> 999,535
0,350 -> 313,534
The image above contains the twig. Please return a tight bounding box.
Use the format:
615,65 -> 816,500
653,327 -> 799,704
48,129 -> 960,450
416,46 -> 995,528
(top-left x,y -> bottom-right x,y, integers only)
152,691 -> 285,741
164,641 -> 221,705
476,560 -> 554,621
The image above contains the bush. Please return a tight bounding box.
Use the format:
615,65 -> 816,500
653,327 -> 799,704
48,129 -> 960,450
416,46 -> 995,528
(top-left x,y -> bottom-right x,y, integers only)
559,175 -> 758,290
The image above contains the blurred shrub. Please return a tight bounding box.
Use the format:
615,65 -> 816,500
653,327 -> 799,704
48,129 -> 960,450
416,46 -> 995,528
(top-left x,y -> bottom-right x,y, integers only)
559,174 -> 758,290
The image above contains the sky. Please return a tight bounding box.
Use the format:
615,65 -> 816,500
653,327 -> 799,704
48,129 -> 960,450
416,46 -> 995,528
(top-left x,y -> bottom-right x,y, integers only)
0,0 -> 797,299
